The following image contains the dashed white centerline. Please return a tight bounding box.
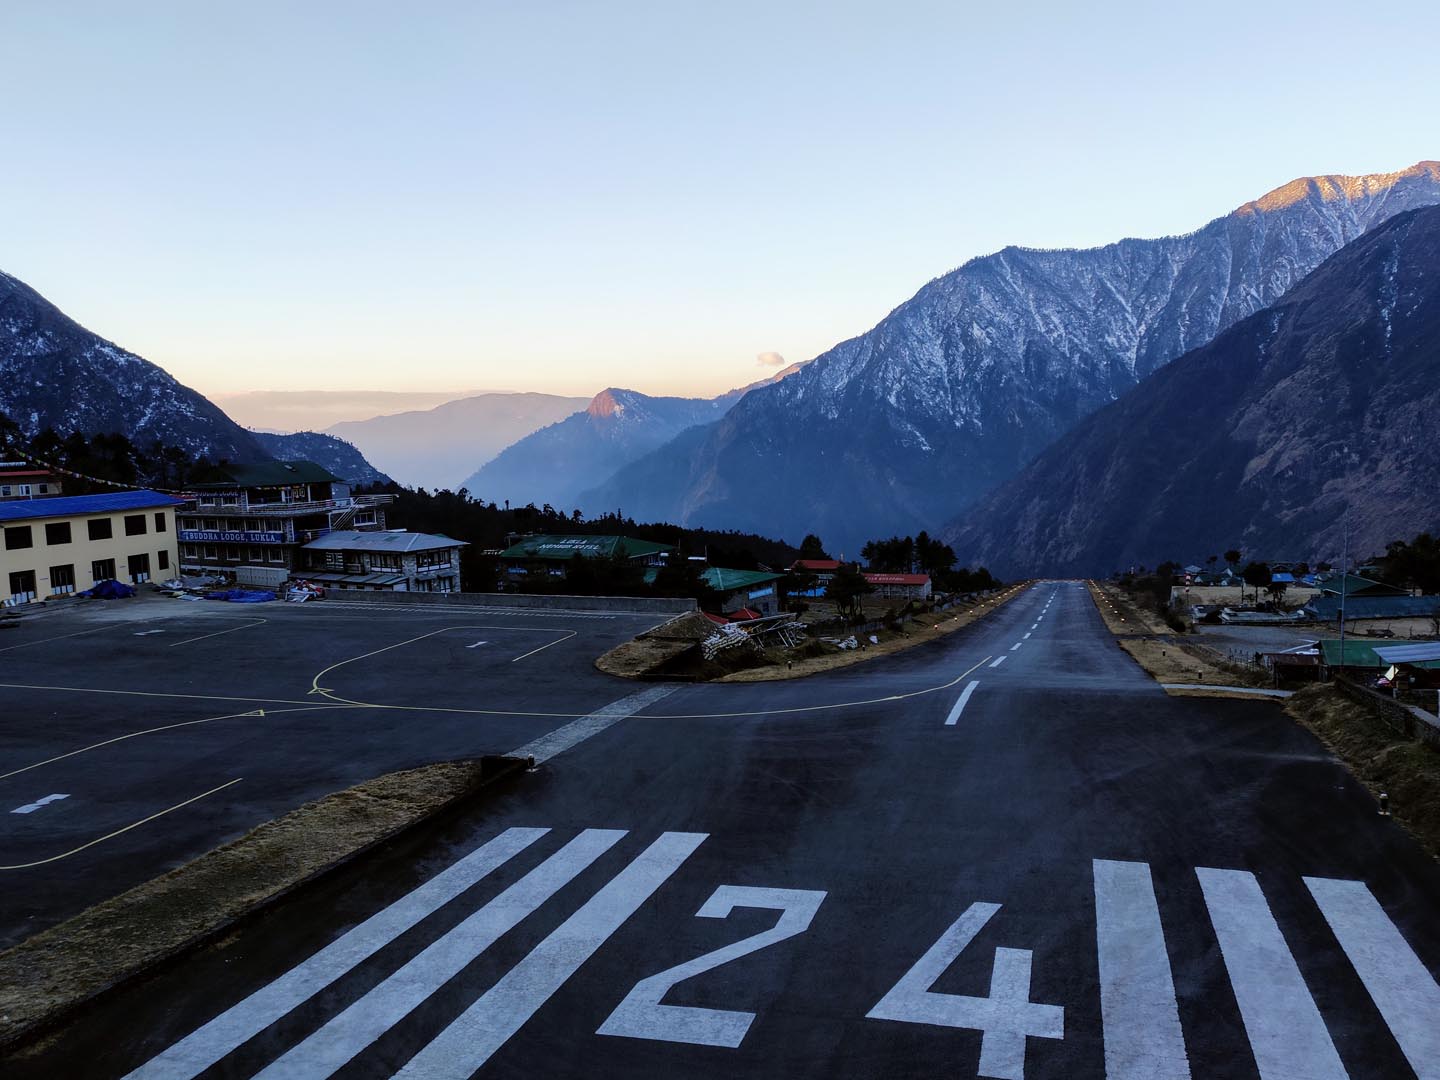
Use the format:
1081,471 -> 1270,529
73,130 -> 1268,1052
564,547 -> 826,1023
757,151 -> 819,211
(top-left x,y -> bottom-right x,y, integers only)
1010,642 -> 1023,651
989,656 -> 1007,669
944,681 -> 980,726
11,793 -> 70,814
466,641 -> 488,649
1023,632 -> 1031,640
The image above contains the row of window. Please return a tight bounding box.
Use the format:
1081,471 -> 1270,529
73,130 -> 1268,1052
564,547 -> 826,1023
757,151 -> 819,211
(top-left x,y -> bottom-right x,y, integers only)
5,550 -> 170,602
180,544 -> 287,564
0,482 -> 56,498
2,512 -> 167,551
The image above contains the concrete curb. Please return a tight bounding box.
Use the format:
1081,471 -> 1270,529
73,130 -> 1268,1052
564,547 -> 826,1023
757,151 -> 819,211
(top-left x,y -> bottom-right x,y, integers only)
1161,683 -> 1294,698
0,754 -> 529,1056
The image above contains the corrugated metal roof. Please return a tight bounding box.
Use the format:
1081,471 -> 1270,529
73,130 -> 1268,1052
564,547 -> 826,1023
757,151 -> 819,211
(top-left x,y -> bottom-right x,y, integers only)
1317,574 -> 1406,597
1374,643 -> 1440,665
1305,595 -> 1440,620
303,530 -> 465,554
864,572 -> 931,586
1319,639 -> 1440,669
500,534 -> 673,561
0,489 -> 182,523
702,567 -> 784,592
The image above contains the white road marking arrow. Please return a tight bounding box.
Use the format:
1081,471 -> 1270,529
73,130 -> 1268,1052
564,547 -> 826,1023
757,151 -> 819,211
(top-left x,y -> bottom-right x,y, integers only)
11,793 -> 70,814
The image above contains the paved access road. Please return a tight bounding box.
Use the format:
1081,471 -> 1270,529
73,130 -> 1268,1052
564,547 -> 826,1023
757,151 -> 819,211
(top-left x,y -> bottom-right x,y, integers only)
7,583 -> 1440,1079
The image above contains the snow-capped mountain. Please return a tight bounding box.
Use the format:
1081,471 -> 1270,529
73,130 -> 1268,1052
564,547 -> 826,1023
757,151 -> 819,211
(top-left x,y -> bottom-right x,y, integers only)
463,363 -> 808,511
0,268 -> 267,461
581,162 -> 1440,551
943,204 -> 1440,575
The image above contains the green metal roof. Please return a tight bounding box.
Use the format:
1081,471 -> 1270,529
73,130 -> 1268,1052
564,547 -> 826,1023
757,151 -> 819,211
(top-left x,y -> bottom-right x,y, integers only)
499,534 -> 674,561
1318,574 -> 1406,598
1318,639 -> 1440,669
701,567 -> 784,592
195,461 -> 344,487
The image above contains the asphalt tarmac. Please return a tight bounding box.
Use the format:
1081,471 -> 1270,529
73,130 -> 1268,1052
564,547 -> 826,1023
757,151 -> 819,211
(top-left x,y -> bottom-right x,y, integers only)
5,583 -> 1440,1079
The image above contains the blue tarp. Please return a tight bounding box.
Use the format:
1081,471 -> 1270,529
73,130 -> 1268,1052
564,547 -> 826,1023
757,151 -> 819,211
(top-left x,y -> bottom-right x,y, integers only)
80,579 -> 136,600
206,588 -> 277,603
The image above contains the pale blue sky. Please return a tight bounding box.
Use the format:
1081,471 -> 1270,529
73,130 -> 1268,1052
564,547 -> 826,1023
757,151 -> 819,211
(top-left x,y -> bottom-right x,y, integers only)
2,1 -> 1435,398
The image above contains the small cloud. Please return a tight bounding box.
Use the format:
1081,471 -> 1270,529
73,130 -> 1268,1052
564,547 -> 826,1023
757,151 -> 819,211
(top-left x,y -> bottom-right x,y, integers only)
756,351 -> 785,368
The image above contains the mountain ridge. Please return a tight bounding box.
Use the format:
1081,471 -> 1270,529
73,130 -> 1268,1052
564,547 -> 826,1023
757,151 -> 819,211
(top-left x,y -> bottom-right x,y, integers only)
580,161 -> 1440,550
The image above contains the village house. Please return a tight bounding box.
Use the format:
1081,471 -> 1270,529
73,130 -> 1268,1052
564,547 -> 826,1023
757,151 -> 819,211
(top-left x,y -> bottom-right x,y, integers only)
0,462 -> 64,501
863,571 -> 933,601
498,534 -> 673,580
299,529 -> 467,592
1,490 -> 182,605
176,461 -> 393,578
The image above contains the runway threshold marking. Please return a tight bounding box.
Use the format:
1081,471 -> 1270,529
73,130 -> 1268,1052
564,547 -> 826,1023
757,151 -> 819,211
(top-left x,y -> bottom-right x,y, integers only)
0,777 -> 243,871
1093,860 -> 1191,1078
1304,876 -> 1440,1077
122,827 -> 551,1080
127,833 -> 1440,1080
944,681 -> 980,726
254,829 -> 629,1078
11,793 -> 70,814
394,832 -> 707,1078
1197,868 -> 1346,1079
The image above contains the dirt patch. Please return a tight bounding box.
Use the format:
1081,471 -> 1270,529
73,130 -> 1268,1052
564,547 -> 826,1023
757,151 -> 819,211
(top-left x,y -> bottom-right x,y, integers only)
594,611 -> 716,678
1286,684 -> 1440,859
715,587 -> 1029,683
0,758 -> 520,1050
1087,581 -> 1173,635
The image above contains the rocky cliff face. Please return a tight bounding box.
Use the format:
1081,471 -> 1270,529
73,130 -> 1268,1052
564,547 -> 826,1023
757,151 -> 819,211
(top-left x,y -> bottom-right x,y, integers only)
582,162 -> 1440,551
942,205 -> 1440,576
0,269 -> 267,461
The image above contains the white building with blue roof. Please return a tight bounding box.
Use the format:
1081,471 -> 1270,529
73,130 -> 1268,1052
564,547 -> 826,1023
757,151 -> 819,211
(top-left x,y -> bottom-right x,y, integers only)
1,490 -> 182,605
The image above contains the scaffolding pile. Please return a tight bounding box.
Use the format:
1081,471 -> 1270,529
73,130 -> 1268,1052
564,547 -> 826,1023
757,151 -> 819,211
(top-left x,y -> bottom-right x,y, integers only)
701,612 -> 808,660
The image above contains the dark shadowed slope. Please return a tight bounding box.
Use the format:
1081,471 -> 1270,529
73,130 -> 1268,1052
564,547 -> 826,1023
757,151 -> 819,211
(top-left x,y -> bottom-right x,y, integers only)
583,163 -> 1440,552
251,430 -> 392,485
943,205 -> 1440,576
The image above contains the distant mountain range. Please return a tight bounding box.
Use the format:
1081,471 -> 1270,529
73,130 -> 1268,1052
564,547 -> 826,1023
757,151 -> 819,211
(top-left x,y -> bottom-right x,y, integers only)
580,162 -> 1440,553
251,430 -> 392,486
942,204 -> 1440,576
464,363 -> 808,510
325,392 -> 591,490
0,269 -> 268,461
213,389 -> 488,432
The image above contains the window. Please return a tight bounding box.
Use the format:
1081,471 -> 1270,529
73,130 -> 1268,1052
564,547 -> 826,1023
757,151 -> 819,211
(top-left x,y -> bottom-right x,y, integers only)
182,544 -> 197,558
0,486 -> 9,497
267,549 -> 284,563
49,564 -> 75,595
92,558 -> 116,581
128,552 -> 151,582
4,525 -> 33,550
124,514 -> 147,536
7,569 -> 37,603
203,545 -> 217,560
154,512 -> 167,533
44,521 -> 72,545
18,484 -> 31,497
88,517 -> 113,541
157,550 -> 170,571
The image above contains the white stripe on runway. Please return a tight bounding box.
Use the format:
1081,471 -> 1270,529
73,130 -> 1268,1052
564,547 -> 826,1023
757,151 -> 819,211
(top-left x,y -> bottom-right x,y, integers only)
511,685 -> 675,765
945,681 -> 980,726
1010,642 -> 1023,651
1093,860 -> 1191,1079
395,831 -> 707,1078
1196,868 -> 1346,1080
1304,876 -> 1440,1079
255,829 -> 627,1079
1023,632 -> 1031,639
124,827 -> 548,1080
989,655 -> 1007,669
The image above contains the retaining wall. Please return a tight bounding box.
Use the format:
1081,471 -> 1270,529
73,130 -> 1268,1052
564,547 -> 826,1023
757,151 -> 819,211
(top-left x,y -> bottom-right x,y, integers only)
324,590 -> 697,615
1337,677 -> 1440,751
